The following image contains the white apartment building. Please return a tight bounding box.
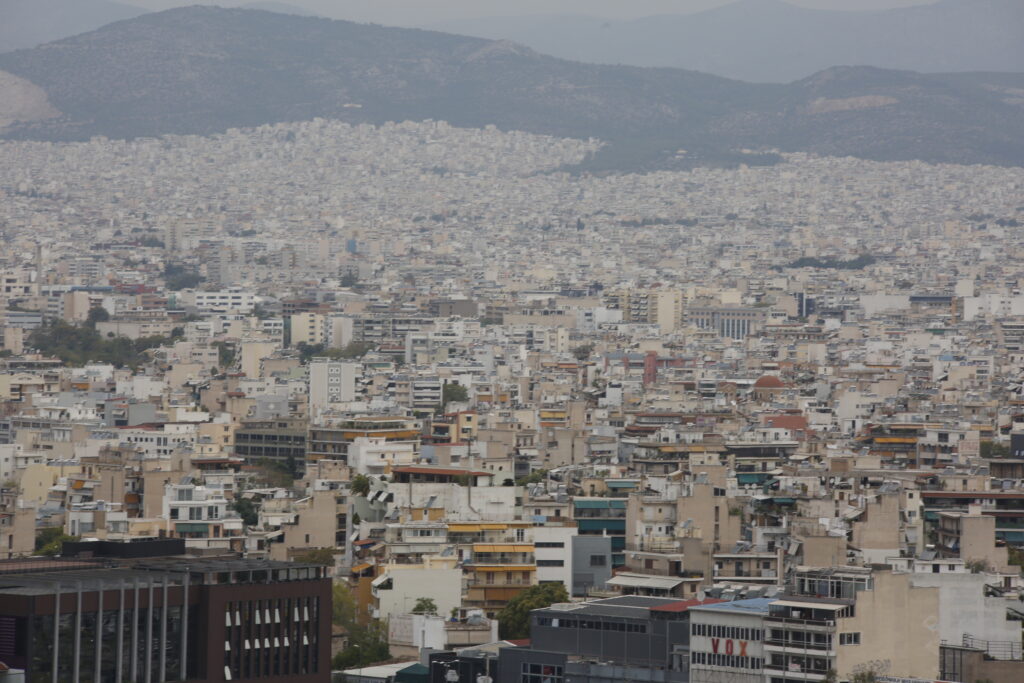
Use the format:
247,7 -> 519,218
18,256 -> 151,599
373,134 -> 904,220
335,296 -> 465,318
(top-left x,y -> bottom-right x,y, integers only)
308,359 -> 359,415
185,288 -> 257,314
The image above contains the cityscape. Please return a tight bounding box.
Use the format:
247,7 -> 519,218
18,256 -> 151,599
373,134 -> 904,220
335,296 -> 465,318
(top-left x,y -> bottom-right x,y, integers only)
0,2 -> 1023,683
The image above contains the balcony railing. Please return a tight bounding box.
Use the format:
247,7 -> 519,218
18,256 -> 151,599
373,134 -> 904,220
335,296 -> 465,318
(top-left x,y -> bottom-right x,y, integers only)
467,555 -> 535,565
467,579 -> 534,588
765,616 -> 836,629
764,638 -> 833,652
765,661 -> 833,676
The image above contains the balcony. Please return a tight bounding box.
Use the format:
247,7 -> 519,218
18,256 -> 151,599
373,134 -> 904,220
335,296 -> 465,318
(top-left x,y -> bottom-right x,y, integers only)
763,663 -> 831,681
764,638 -> 834,655
764,616 -> 836,632
466,578 -> 534,588
467,554 -> 535,566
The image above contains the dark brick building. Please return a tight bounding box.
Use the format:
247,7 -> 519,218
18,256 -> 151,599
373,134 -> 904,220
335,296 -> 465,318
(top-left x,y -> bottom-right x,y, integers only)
0,543 -> 331,682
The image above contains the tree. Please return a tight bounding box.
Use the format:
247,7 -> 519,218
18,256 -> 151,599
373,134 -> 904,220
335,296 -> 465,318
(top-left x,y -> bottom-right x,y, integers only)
965,558 -> 993,574
350,473 -> 371,497
213,341 -> 236,370
231,497 -> 258,526
331,581 -> 391,670
85,306 -> 110,328
441,383 -> 469,411
34,527 -> 78,556
27,320 -> 172,369
163,263 -> 202,291
295,548 -> 336,565
516,469 -> 548,486
849,660 -> 890,683
254,458 -> 295,488
411,597 -> 437,615
980,441 -> 1010,459
497,582 -> 568,639
572,344 -> 594,361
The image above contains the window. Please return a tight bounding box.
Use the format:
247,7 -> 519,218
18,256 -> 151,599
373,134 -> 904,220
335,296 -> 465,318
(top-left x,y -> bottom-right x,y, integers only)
840,632 -> 861,645
535,542 -> 564,548
590,555 -> 607,567
521,663 -> 563,683
189,507 -> 202,520
537,560 -> 564,567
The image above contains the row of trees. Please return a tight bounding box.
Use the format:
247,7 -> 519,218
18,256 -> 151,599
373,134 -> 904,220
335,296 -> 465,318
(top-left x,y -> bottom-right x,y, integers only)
27,319 -> 177,368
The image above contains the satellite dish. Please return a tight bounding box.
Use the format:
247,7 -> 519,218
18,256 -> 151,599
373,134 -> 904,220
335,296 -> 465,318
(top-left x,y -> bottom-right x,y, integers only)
696,589 -> 706,602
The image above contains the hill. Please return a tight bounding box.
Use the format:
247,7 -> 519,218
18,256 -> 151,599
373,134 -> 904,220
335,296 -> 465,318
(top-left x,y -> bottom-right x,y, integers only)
0,6 -> 1021,169
433,0 -> 1024,83
0,0 -> 145,53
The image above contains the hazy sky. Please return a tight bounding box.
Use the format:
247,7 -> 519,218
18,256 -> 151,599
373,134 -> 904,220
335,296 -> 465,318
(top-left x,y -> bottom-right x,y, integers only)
127,0 -> 942,26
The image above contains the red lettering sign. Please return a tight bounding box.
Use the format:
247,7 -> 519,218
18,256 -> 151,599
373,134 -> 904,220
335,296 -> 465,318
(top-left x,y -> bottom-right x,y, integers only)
707,638 -> 749,658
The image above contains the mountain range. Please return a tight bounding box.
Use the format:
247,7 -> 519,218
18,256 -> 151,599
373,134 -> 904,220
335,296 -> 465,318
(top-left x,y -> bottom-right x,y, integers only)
0,6 -> 1021,170
433,0 -> 1024,83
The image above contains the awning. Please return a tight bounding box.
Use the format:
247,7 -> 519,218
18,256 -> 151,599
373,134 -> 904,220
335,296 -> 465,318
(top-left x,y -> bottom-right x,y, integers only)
371,573 -> 391,587
578,519 -> 625,532
481,524 -> 509,530
351,563 -> 372,574
606,573 -> 683,590
575,500 -> 627,509
175,523 -> 209,532
448,524 -> 482,532
473,544 -> 532,552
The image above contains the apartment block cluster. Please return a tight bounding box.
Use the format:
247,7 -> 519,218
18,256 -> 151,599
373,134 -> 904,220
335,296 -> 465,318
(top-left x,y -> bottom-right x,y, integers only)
0,118 -> 1023,682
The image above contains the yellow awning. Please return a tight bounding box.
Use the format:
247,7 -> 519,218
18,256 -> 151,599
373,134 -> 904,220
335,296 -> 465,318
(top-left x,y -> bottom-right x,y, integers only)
473,544 -> 533,552
448,524 -> 482,532
480,524 -> 508,530
351,563 -> 372,573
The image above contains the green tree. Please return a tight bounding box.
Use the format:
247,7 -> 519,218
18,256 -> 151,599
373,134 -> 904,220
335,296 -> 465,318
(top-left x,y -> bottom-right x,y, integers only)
34,527 -> 78,556
411,597 -> 437,615
441,382 -> 469,411
572,344 -> 594,361
295,548 -> 336,565
213,341 -> 236,370
515,469 -> 548,486
497,582 -> 568,639
254,458 -> 295,488
85,306 -> 110,328
980,441 -> 1010,458
163,263 -> 203,290
27,321 -> 172,369
231,497 -> 258,526
350,474 -> 371,497
331,582 -> 391,669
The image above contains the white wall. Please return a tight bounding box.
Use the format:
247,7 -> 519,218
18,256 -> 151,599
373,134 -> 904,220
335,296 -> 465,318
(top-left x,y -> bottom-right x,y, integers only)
533,525 -> 576,590
376,566 -> 463,623
909,572 -> 1022,653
